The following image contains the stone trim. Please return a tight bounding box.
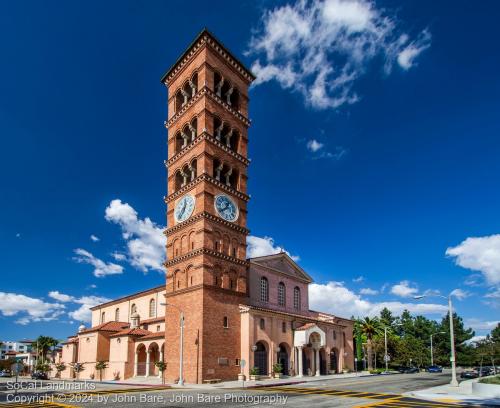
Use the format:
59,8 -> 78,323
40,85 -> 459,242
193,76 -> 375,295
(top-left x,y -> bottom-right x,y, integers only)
164,173 -> 249,203
164,211 -> 250,236
165,132 -> 250,167
166,86 -> 250,128
164,248 -> 249,268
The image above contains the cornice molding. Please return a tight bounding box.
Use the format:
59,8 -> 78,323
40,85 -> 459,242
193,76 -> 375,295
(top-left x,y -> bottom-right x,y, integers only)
165,86 -> 251,128
164,173 -> 249,204
164,248 -> 249,268
164,211 -> 250,236
165,132 -> 250,167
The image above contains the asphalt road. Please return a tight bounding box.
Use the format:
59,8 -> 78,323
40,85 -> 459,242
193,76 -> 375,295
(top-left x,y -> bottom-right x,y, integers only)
0,372 -> 473,408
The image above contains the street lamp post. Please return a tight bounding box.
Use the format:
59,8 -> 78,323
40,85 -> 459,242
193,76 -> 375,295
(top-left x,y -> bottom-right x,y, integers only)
383,323 -> 402,373
160,302 -> 184,386
430,331 -> 446,366
414,293 -> 459,387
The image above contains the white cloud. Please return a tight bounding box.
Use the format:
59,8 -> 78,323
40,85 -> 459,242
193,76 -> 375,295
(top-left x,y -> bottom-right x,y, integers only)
248,0 -> 430,109
465,318 -> 499,331
247,235 -> 299,261
105,199 -> 165,273
359,287 -> 378,295
68,295 -> 111,323
466,335 -> 486,346
352,276 -> 364,283
15,233 -> 21,238
446,234 -> 500,286
0,292 -> 65,325
450,288 -> 470,300
309,281 -> 447,318
390,280 -> 418,298
397,30 -> 431,70
48,291 -> 75,302
90,234 -> 100,242
307,139 -> 324,152
73,248 -> 124,278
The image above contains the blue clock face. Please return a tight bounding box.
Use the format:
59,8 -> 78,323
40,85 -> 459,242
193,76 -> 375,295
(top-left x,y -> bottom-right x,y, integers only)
174,195 -> 195,223
214,194 -> 239,222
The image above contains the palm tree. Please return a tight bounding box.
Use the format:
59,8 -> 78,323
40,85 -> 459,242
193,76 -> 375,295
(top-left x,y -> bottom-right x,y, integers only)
32,336 -> 59,364
359,317 -> 383,370
95,361 -> 108,382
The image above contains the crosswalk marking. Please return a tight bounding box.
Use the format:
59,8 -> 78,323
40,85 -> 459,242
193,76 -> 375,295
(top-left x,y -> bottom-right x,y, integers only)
251,385 -> 470,407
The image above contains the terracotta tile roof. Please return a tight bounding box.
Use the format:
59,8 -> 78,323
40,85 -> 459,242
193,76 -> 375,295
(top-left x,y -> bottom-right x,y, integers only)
79,321 -> 129,334
110,328 -> 152,338
140,331 -> 165,340
62,337 -> 79,345
296,323 -> 316,331
141,316 -> 165,325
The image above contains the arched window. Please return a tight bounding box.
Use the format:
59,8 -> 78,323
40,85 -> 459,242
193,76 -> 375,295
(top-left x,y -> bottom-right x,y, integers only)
260,318 -> 265,330
115,308 -> 120,322
294,287 -> 301,310
278,282 -> 286,306
101,312 -> 105,323
131,303 -> 137,314
149,299 -> 156,318
260,277 -> 269,302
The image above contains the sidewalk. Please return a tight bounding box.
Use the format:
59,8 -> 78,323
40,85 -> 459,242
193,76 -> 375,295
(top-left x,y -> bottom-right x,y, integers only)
405,379 -> 500,406
168,372 -> 373,389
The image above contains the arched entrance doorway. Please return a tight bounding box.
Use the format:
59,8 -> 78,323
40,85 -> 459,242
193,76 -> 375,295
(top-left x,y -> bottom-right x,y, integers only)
136,344 -> 146,376
330,349 -> 338,373
148,343 -> 160,376
302,348 -> 311,375
277,343 -> 290,375
319,348 -> 327,375
254,341 -> 268,377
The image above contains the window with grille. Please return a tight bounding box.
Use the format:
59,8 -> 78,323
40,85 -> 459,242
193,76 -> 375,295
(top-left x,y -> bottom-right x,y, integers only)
278,282 -> 286,306
294,287 -> 301,310
260,277 -> 269,302
149,299 -> 156,318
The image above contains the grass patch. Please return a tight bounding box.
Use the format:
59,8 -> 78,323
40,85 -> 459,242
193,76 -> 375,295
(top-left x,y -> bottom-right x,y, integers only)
479,375 -> 500,385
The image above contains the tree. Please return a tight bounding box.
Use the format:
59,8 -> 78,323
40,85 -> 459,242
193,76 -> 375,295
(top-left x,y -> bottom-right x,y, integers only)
359,317 -> 383,370
394,335 -> 426,367
491,323 -> 500,344
54,362 -> 66,378
155,361 -> 167,385
434,312 -> 474,366
379,308 -> 395,328
32,336 -> 59,364
95,361 -> 108,382
70,362 -> 85,380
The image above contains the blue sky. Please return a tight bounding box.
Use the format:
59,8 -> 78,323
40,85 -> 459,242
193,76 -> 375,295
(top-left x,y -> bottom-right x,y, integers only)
1,0 -> 499,342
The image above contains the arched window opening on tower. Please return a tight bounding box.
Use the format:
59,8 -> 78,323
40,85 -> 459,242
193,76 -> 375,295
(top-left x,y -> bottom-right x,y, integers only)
175,170 -> 184,191
214,71 -> 223,96
115,308 -> 120,322
294,287 -> 301,310
101,311 -> 105,323
149,299 -> 156,318
260,276 -> 269,303
131,303 -> 137,314
278,282 -> 286,307
229,88 -> 240,110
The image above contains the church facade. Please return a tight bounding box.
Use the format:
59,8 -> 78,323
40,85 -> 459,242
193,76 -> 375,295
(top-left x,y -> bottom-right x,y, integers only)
58,30 -> 354,383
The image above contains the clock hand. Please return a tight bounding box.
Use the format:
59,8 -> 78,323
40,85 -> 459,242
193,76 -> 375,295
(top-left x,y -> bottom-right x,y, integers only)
179,200 -> 187,217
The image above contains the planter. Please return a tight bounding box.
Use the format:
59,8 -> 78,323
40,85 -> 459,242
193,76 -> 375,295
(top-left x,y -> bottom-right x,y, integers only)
273,373 -> 283,379
238,373 -> 246,381
249,375 -> 260,381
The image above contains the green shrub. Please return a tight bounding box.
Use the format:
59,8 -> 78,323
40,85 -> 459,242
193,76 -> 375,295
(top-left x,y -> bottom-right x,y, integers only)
479,375 -> 500,385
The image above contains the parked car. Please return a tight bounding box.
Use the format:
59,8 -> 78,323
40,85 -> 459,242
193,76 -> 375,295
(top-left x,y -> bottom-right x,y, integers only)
403,367 -> 420,374
460,370 -> 478,379
0,370 -> 12,377
31,371 -> 48,380
427,365 -> 443,373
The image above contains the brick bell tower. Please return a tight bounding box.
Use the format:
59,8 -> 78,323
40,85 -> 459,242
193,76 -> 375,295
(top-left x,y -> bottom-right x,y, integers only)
161,29 -> 255,383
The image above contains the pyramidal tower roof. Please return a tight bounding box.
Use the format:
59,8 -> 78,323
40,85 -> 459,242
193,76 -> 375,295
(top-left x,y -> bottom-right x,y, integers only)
160,28 -> 256,85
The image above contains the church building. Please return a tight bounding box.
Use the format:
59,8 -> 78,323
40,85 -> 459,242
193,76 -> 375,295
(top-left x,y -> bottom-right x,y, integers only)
58,29 -> 354,383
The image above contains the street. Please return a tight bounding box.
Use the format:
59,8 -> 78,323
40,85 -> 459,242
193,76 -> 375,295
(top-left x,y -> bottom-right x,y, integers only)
0,372 -> 481,408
